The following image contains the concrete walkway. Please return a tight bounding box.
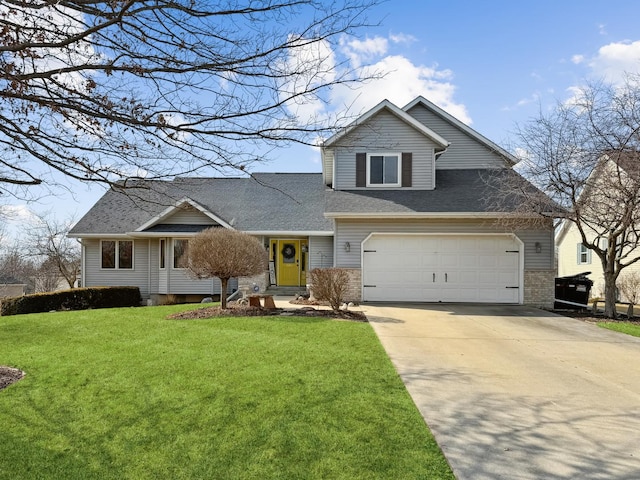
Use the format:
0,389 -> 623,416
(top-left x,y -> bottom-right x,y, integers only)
361,303 -> 640,480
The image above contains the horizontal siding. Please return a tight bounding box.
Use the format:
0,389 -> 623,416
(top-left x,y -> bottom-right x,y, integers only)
166,269 -> 237,295
406,104 -> 507,169
84,237 -> 238,298
164,207 -> 217,225
166,268 -> 215,295
333,110 -> 437,190
309,236 -> 334,269
335,218 -> 553,271
149,239 -> 159,295
83,238 -> 151,298
557,222 -> 640,298
515,229 -> 555,270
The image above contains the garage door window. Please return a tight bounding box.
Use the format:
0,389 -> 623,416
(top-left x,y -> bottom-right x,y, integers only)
368,153 -> 400,187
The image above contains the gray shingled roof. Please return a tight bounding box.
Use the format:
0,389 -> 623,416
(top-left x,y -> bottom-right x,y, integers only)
70,173 -> 333,235
325,169 -> 539,214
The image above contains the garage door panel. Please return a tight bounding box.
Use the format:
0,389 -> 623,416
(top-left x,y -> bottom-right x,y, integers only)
362,234 -> 521,303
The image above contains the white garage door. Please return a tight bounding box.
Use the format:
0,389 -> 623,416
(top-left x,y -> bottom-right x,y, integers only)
362,234 -> 521,303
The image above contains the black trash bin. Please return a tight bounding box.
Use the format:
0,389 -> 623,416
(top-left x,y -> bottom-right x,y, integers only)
554,272 -> 593,309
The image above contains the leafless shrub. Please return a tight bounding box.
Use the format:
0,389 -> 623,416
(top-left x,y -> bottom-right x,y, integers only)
187,229 -> 267,309
309,268 -> 350,312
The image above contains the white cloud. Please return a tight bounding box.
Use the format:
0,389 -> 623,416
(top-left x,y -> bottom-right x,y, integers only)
588,40 -> 640,83
1,205 -> 36,224
340,36 -> 389,68
283,32 -> 471,129
332,54 -> 471,124
389,33 -> 417,45
571,54 -> 585,64
279,36 -> 337,121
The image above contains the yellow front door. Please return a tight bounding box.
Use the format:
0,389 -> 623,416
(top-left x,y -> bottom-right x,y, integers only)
276,239 -> 300,286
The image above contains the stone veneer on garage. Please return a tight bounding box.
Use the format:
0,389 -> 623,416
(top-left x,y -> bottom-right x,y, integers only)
523,270 -> 555,309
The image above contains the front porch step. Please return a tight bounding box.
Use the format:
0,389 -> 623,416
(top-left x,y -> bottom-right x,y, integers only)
265,286 -> 307,297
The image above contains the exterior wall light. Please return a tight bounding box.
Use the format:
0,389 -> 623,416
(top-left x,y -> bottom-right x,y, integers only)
535,242 -> 542,253
344,242 -> 350,252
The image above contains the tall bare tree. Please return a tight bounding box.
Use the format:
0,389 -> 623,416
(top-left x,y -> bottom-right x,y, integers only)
0,0 -> 378,196
503,75 -> 640,318
27,211 -> 80,289
187,228 -> 268,309
0,243 -> 37,293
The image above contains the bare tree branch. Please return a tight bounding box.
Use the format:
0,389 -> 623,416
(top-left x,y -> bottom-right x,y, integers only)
491,75 -> 640,318
0,0 -> 380,197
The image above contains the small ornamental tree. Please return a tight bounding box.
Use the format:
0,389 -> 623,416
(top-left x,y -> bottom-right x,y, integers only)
187,228 -> 268,309
309,268 -> 350,312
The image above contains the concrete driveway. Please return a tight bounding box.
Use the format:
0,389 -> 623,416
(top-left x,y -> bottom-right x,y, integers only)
362,303 -> 640,480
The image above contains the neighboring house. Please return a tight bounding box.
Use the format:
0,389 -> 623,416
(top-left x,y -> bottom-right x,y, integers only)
0,276 -> 27,299
556,153 -> 640,299
69,96 -> 556,306
556,221 -> 614,298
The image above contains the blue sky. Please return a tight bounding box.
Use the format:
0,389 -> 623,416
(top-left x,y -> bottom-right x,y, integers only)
4,0 -> 640,234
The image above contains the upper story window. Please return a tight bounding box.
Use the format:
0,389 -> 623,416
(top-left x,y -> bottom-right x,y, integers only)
101,240 -> 133,269
356,152 -> 411,188
577,243 -> 591,264
367,153 -> 401,187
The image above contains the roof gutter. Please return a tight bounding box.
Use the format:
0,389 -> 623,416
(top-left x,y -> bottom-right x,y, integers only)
324,212 -> 544,219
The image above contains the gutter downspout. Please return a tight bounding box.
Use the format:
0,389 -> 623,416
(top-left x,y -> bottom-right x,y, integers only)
76,238 -> 85,288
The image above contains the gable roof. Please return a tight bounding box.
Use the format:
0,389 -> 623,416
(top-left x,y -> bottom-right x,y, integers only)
135,197 -> 233,232
322,99 -> 450,149
403,96 -> 519,166
69,173 -> 333,237
555,150 -> 640,245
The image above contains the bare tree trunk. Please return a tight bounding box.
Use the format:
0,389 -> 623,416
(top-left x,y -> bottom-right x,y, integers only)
220,278 -> 229,309
603,271 -> 618,319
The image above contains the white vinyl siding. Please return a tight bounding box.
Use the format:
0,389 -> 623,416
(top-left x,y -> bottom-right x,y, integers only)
334,218 -> 554,271
309,236 -> 334,269
406,103 -> 508,169
332,110 -> 438,190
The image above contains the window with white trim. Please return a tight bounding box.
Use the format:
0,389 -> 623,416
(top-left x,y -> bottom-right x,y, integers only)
367,153 -> 400,187
101,240 -> 134,269
159,239 -> 166,269
173,239 -> 189,269
577,243 -> 591,264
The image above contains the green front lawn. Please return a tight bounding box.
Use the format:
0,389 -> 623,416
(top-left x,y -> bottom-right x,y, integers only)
598,321 -> 640,338
0,305 -> 453,479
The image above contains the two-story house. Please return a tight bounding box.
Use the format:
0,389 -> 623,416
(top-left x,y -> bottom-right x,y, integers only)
69,96 -> 556,307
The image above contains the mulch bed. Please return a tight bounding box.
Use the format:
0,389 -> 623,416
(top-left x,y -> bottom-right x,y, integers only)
0,366 -> 25,392
553,309 -> 640,323
167,304 -> 367,322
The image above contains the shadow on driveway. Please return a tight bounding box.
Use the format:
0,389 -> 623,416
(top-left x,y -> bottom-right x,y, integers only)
365,303 -> 640,480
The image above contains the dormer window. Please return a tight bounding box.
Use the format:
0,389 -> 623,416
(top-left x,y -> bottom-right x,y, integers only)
368,153 -> 400,187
